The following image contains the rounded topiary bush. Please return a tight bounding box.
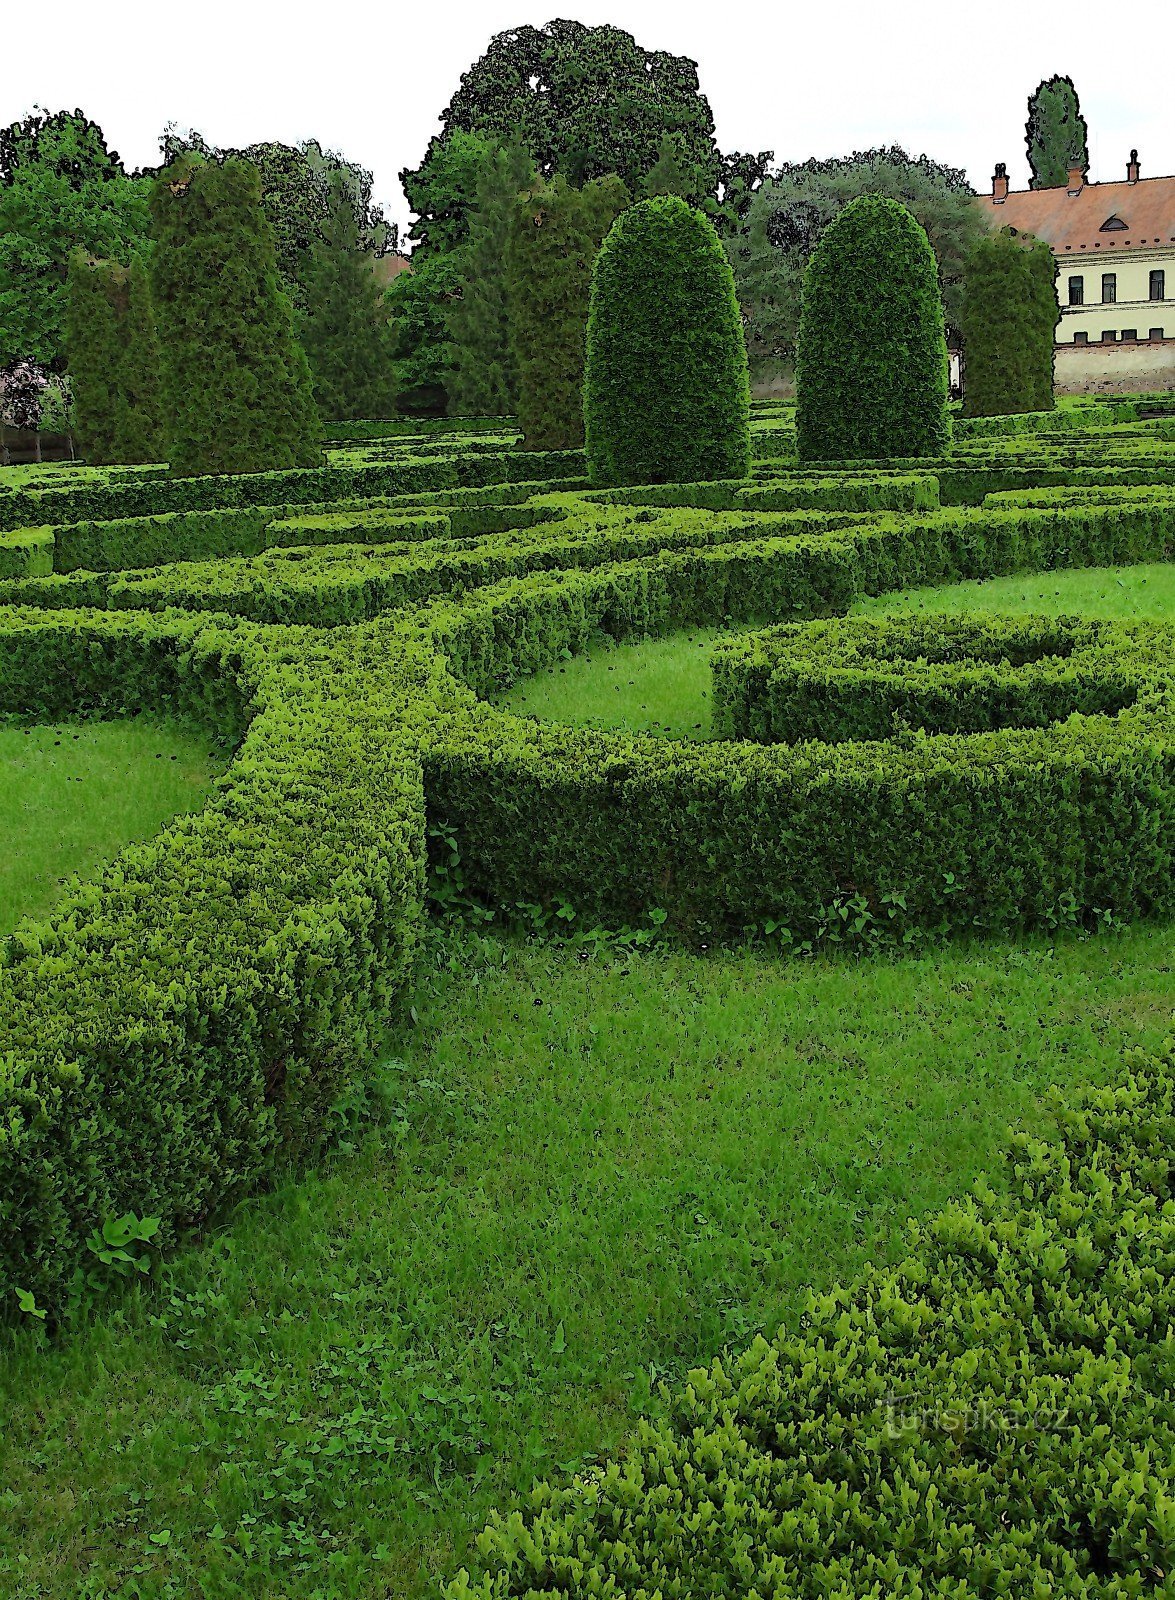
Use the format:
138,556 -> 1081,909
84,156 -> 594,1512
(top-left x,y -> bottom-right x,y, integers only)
584,195 -> 749,486
796,194 -> 950,462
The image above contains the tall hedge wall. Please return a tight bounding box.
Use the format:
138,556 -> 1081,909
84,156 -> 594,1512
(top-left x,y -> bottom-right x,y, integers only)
796,194 -> 951,462
962,227 -> 1058,418
64,254 -> 164,466
583,195 -> 749,485
149,156 -> 323,476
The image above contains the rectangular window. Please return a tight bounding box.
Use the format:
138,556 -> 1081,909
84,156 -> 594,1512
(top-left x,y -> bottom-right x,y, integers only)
1102,272 -> 1117,303
1150,269 -> 1166,301
1102,330 -> 1118,342
1073,331 -> 1089,345
1068,275 -> 1084,306
1121,328 -> 1138,341
1149,327 -> 1165,341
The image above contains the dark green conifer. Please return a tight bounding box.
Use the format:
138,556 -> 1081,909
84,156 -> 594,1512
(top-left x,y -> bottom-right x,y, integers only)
65,252 -> 163,463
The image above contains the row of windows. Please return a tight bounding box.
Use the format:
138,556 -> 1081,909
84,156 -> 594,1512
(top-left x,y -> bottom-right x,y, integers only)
1072,328 -> 1166,344
1068,269 -> 1166,307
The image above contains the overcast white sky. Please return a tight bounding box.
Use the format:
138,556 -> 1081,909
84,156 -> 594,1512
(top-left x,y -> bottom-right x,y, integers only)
5,0 -> 1174,235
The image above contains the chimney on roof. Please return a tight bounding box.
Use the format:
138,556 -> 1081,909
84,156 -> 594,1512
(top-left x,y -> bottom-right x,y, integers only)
1067,161 -> 1086,196
992,162 -> 1009,203
1127,148 -> 1140,184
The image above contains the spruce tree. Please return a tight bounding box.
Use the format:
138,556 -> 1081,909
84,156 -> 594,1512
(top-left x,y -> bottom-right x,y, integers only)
1026,77 -> 1089,190
961,229 -> 1057,417
584,196 -> 749,485
149,155 -> 321,475
300,171 -> 397,422
507,173 -> 629,450
446,138 -> 536,418
796,195 -> 949,461
65,252 -> 163,463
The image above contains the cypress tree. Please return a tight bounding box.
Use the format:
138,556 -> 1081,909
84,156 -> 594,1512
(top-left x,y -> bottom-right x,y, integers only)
796,194 -> 949,462
584,196 -> 749,485
149,155 -> 321,476
961,228 -> 1057,417
507,173 -> 629,450
1026,77 -> 1089,191
300,171 -> 397,422
64,252 -> 163,463
447,138 -> 536,417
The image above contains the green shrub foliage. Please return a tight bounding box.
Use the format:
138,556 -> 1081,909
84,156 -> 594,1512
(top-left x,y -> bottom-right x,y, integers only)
962,228 -> 1057,417
583,195 -> 749,485
508,174 -> 630,450
447,139 -> 537,418
299,171 -> 397,423
64,253 -> 163,464
796,194 -> 950,461
1026,74 -> 1089,190
148,156 -> 322,475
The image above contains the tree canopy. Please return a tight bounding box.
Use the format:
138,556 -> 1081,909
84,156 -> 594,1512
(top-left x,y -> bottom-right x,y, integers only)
729,147 -> 984,379
1026,77 -> 1089,191
401,20 -> 719,254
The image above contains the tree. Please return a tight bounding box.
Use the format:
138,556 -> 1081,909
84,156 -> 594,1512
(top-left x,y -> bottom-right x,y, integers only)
0,109 -> 150,372
300,173 -> 398,423
447,138 -> 537,417
1026,77 -> 1089,191
149,155 -> 321,475
712,149 -> 774,236
65,253 -> 164,462
386,253 -> 459,415
729,147 -> 984,380
585,197 -> 749,486
961,229 -> 1057,417
402,21 -> 718,255
643,133 -> 707,205
507,173 -> 630,451
796,195 -> 950,462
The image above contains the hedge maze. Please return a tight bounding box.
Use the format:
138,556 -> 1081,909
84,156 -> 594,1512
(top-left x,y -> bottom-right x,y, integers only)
2,399 -> 1174,1594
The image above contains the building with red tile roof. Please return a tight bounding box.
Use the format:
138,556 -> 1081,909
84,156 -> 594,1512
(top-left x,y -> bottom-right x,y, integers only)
978,153 -> 1175,348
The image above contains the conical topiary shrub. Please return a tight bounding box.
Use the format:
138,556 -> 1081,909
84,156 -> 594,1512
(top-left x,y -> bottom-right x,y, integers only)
796,194 -> 950,462
584,195 -> 749,485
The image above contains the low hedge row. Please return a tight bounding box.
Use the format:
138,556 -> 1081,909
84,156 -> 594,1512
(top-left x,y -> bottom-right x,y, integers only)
0,526 -> 54,580
710,613 -> 1159,741
0,609 -> 426,1318
0,448 -> 586,533
952,401 -> 1119,436
446,1049 -> 1175,1597
582,473 -> 940,513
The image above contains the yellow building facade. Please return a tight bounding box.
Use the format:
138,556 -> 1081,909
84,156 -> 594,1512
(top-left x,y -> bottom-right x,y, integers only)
979,153 -> 1175,349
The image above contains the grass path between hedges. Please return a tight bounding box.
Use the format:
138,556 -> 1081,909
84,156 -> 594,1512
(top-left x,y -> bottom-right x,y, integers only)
3,923 -> 1175,1598
0,717 -> 221,935
499,562 -> 1175,738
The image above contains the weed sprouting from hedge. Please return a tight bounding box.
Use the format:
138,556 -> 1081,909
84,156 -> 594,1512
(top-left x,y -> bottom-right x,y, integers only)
583,195 -> 750,486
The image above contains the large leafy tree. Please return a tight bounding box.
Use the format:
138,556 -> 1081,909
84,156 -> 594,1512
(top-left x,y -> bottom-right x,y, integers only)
1026,77 -> 1089,191
300,173 -> 398,422
447,137 -> 537,417
729,147 -> 985,379
149,155 -> 321,475
386,253 -> 460,416
402,20 -> 719,255
0,109 -> 150,371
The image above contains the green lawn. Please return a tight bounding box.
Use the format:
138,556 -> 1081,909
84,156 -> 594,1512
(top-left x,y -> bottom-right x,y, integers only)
499,563 -> 1175,738
0,718 -> 221,934
2,921 -> 1173,1598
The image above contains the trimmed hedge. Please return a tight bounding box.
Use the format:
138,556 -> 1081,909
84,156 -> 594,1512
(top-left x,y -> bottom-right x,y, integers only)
796,196 -> 951,461
446,1051 -> 1175,1598
584,196 -> 749,485
960,228 -> 1057,418
64,254 -> 164,466
0,609 -> 425,1317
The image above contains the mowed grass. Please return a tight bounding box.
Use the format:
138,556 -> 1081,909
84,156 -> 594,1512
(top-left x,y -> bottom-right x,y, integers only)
0,717 -> 221,935
499,563 -> 1175,738
2,922 -> 1174,1598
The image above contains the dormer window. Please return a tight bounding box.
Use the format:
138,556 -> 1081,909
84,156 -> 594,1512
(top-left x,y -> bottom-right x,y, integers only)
1100,215 -> 1128,232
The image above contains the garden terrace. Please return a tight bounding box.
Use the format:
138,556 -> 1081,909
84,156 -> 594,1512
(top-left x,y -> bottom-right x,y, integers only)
1,404 -> 1174,1598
